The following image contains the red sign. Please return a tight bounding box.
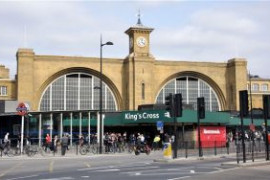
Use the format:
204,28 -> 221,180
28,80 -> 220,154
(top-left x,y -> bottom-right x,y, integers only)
16,102 -> 29,116
249,123 -> 255,132
197,126 -> 226,148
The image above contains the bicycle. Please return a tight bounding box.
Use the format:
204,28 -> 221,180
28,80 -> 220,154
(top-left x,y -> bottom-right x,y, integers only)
79,144 -> 97,155
24,145 -> 45,157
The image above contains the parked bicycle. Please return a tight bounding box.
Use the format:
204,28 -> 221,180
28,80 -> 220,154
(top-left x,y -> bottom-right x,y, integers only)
24,144 -> 45,157
79,144 -> 97,155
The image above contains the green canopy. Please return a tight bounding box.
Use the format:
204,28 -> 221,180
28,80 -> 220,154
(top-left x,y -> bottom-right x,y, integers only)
61,110 -> 270,127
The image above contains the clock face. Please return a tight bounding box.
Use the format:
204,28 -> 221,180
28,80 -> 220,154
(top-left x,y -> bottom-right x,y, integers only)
136,36 -> 147,47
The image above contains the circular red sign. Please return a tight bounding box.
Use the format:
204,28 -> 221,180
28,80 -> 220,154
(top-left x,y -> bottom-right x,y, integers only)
16,102 -> 28,116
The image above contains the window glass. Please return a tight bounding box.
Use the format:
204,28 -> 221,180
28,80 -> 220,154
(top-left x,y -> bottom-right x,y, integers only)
0,86 -> 7,96
261,84 -> 268,91
156,76 -> 220,111
252,83 -> 259,91
40,73 -> 117,111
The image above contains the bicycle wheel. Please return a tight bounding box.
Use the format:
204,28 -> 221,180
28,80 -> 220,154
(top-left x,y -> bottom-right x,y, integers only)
13,148 -> 21,156
39,147 -> 45,156
6,148 -> 15,157
80,146 -> 88,155
91,146 -> 97,154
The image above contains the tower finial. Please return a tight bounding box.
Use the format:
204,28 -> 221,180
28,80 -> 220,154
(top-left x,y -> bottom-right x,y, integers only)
137,9 -> 142,25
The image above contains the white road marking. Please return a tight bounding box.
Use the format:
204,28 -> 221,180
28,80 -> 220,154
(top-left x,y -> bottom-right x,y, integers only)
96,168 -> 120,172
77,165 -> 115,171
167,176 -> 191,180
5,175 -> 39,180
81,176 -> 90,178
190,170 -> 195,173
39,177 -> 74,180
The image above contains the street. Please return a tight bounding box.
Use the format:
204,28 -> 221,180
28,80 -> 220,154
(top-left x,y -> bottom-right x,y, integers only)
1,151 -> 270,180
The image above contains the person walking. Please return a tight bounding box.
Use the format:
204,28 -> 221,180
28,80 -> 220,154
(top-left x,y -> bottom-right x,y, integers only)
152,135 -> 161,151
53,135 -> 59,155
61,134 -> 69,156
45,134 -> 51,152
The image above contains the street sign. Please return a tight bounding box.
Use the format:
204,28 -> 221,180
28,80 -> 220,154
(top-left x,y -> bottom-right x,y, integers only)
157,121 -> 164,130
16,102 -> 29,116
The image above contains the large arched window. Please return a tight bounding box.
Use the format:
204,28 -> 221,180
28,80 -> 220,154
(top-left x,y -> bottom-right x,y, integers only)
39,73 -> 117,111
156,76 -> 220,111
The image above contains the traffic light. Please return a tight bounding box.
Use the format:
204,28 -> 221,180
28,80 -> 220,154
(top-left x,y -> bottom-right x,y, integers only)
239,90 -> 249,117
175,93 -> 183,117
263,95 -> 270,119
197,97 -> 205,119
165,94 -> 174,117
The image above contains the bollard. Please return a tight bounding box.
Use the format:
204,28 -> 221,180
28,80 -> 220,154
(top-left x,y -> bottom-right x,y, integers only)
76,144 -> 78,155
163,143 -> 172,159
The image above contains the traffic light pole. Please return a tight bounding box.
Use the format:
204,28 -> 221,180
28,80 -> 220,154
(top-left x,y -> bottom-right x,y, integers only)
197,97 -> 205,157
264,112 -> 269,160
240,113 -> 246,163
173,115 -> 178,159
197,115 -> 202,157
263,95 -> 270,160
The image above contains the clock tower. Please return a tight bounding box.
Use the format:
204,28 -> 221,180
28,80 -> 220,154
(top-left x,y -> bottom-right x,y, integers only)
125,14 -> 154,57
123,14 -> 155,111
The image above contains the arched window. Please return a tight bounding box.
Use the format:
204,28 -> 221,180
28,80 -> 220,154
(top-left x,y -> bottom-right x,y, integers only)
252,83 -> 259,91
39,73 -> 117,111
156,76 -> 220,111
261,84 -> 269,91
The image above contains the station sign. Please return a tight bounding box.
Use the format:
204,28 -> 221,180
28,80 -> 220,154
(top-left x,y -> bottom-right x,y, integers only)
16,102 -> 30,116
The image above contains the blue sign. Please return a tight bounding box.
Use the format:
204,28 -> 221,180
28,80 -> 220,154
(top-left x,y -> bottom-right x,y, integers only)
156,121 -> 164,129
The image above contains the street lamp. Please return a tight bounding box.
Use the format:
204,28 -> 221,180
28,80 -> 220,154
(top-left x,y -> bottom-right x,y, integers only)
99,35 -> 113,154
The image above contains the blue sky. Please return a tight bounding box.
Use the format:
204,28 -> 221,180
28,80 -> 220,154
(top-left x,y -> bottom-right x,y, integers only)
0,0 -> 270,79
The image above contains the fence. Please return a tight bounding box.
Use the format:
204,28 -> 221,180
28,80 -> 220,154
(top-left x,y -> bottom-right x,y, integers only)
175,140 -> 269,161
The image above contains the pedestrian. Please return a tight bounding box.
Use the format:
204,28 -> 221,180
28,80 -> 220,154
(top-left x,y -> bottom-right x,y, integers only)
61,134 -> 69,156
152,135 -> 161,150
53,135 -> 59,155
45,134 -> 51,152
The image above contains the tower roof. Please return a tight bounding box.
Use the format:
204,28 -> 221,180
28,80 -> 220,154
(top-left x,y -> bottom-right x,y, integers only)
125,11 -> 154,35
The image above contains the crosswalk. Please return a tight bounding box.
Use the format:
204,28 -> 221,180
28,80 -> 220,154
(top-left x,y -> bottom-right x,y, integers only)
34,162 -> 228,180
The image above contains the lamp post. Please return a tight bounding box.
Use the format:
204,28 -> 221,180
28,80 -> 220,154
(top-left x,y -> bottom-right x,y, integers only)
99,35 -> 113,154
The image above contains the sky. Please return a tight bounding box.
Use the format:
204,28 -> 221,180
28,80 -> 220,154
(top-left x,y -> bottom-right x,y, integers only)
0,0 -> 270,79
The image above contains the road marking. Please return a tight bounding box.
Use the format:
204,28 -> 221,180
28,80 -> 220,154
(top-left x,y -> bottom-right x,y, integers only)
77,165 -> 115,171
5,174 -> 39,180
96,168 -> 120,172
40,177 -> 74,180
81,176 -> 90,178
49,160 -> 54,173
84,162 -> 91,168
135,172 -> 141,176
208,166 -> 240,174
126,172 -> 192,176
167,176 -> 191,180
0,162 -> 24,178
